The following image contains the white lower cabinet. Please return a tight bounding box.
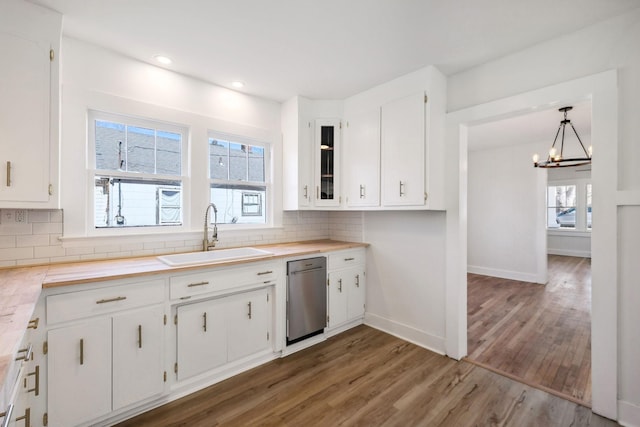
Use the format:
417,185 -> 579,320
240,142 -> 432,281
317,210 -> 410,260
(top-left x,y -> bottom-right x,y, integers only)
327,250 -> 366,330
176,288 -> 271,381
112,306 -> 165,411
47,318 -> 112,427
177,298 -> 228,381
47,304 -> 165,427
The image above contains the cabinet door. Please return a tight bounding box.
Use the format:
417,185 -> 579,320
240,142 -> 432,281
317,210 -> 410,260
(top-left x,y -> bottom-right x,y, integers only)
345,109 -> 381,207
47,318 -> 112,427
112,305 -> 165,410
381,92 -> 426,206
298,115 -> 313,208
0,29 -> 50,203
227,289 -> 270,361
176,299 -> 227,380
347,268 -> 366,320
314,119 -> 341,207
328,271 -> 348,328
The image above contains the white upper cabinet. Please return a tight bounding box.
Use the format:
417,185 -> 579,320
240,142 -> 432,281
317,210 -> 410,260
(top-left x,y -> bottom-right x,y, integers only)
313,118 -> 341,207
0,0 -> 61,208
344,109 -> 381,207
282,96 -> 313,210
381,92 -> 426,206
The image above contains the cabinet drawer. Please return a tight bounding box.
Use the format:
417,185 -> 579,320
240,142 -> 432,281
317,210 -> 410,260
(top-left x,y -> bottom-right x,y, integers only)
47,280 -> 164,325
328,249 -> 365,270
170,262 -> 278,300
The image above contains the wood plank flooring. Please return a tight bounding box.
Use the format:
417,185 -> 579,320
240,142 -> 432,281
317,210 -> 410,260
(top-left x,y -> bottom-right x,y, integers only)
467,255 -> 592,406
116,325 -> 615,427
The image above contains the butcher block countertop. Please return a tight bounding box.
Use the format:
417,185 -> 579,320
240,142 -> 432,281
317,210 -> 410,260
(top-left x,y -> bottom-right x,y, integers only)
0,239 -> 367,391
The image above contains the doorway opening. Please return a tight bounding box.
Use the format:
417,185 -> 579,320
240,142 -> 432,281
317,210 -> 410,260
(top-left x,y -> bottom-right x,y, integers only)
463,102 -> 593,405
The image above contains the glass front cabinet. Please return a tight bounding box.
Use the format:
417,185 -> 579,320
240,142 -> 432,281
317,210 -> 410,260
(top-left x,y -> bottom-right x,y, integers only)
314,119 -> 341,207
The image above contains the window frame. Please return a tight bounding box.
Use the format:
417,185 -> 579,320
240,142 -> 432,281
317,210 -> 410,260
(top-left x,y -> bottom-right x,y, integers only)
207,130 -> 271,227
88,110 -> 189,235
546,178 -> 592,233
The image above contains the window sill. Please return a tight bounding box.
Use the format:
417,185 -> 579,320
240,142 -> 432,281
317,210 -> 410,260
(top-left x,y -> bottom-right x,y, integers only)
547,229 -> 592,238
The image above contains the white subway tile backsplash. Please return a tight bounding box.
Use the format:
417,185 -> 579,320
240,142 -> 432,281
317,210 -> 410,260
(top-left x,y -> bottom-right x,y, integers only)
16,234 -> 50,247
0,208 -> 366,266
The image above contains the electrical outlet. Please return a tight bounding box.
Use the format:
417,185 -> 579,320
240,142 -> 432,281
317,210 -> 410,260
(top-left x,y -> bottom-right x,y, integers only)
15,209 -> 26,223
2,210 -> 14,223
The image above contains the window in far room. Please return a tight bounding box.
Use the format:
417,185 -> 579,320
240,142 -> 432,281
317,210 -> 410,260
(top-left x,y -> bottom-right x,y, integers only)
546,181 -> 591,232
208,134 -> 269,225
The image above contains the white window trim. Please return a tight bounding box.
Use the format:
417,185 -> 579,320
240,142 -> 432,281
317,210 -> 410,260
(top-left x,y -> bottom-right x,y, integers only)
547,178 -> 592,233
207,130 -> 272,228
87,110 -> 190,236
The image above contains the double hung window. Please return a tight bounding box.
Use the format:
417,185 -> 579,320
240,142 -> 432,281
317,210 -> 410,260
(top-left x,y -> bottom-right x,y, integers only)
546,181 -> 592,231
208,133 -> 268,225
90,111 -> 187,228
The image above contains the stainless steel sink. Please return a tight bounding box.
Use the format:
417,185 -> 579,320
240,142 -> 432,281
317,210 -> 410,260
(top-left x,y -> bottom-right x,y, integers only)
157,247 -> 273,266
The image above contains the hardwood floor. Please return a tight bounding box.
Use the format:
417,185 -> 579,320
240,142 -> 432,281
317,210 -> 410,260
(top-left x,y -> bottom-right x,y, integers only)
116,325 -> 615,427
467,255 -> 592,406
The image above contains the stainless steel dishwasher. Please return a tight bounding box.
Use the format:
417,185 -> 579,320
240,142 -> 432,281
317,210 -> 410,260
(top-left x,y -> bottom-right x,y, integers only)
286,257 -> 327,345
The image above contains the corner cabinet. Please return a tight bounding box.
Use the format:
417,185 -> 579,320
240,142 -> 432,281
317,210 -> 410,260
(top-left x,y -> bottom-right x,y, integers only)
0,0 -> 61,208
282,96 -> 313,209
313,119 -> 341,207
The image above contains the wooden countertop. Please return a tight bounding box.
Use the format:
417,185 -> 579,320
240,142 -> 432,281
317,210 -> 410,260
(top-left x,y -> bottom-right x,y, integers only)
0,239 -> 367,391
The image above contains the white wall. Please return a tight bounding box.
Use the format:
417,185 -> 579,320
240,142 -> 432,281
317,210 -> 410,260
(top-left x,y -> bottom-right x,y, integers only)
467,140 -> 547,283
364,211 -> 446,353
60,37 -> 284,239
448,8 -> 640,422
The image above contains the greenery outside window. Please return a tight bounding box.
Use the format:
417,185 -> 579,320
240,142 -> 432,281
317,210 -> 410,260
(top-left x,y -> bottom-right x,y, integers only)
90,111 -> 187,228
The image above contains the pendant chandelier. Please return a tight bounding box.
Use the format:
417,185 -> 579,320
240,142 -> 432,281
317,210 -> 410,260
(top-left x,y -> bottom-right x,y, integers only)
533,106 -> 592,168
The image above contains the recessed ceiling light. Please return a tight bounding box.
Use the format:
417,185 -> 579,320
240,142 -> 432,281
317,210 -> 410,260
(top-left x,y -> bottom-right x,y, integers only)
231,81 -> 245,89
153,55 -> 172,65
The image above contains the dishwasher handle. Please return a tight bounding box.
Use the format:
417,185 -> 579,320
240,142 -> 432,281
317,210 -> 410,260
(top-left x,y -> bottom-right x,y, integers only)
289,266 -> 325,275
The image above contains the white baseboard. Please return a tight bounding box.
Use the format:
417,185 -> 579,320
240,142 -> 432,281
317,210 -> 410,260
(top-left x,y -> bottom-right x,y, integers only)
619,400 -> 640,427
467,265 -> 539,283
547,248 -> 591,258
364,312 -> 446,355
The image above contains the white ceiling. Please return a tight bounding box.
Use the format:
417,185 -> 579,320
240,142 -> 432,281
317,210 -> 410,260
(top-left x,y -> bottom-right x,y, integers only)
28,0 -> 640,102
468,102 -> 592,152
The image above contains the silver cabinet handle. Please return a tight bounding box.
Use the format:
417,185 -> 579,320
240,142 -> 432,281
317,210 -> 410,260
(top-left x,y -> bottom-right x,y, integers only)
96,296 -> 126,304
399,180 -> 405,196
303,185 -> 308,199
80,339 -> 84,365
355,274 -> 360,288
257,271 -> 272,276
15,344 -> 32,362
344,257 -> 355,261
0,404 -> 14,427
359,184 -> 365,199
248,302 -> 252,319
203,312 -> 207,332
6,161 -> 11,187
27,318 -> 39,329
316,186 -> 319,199
138,325 -> 142,349
187,281 -> 209,288
338,278 -> 342,293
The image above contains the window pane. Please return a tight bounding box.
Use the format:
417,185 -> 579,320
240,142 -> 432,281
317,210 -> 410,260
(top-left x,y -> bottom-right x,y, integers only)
586,184 -> 592,229
210,184 -> 266,224
127,126 -> 155,174
95,121 -> 126,170
229,143 -> 247,181
94,176 -> 181,227
156,131 -> 182,175
248,145 -> 265,182
547,185 -> 576,228
209,139 -> 229,180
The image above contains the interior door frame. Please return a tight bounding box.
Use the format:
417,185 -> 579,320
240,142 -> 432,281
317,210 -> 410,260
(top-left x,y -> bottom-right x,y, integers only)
444,70 -> 618,419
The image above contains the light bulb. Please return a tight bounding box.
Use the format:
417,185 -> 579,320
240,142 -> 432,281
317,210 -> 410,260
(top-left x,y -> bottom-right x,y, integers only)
532,153 -> 539,164
549,147 -> 557,158
588,145 -> 593,157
